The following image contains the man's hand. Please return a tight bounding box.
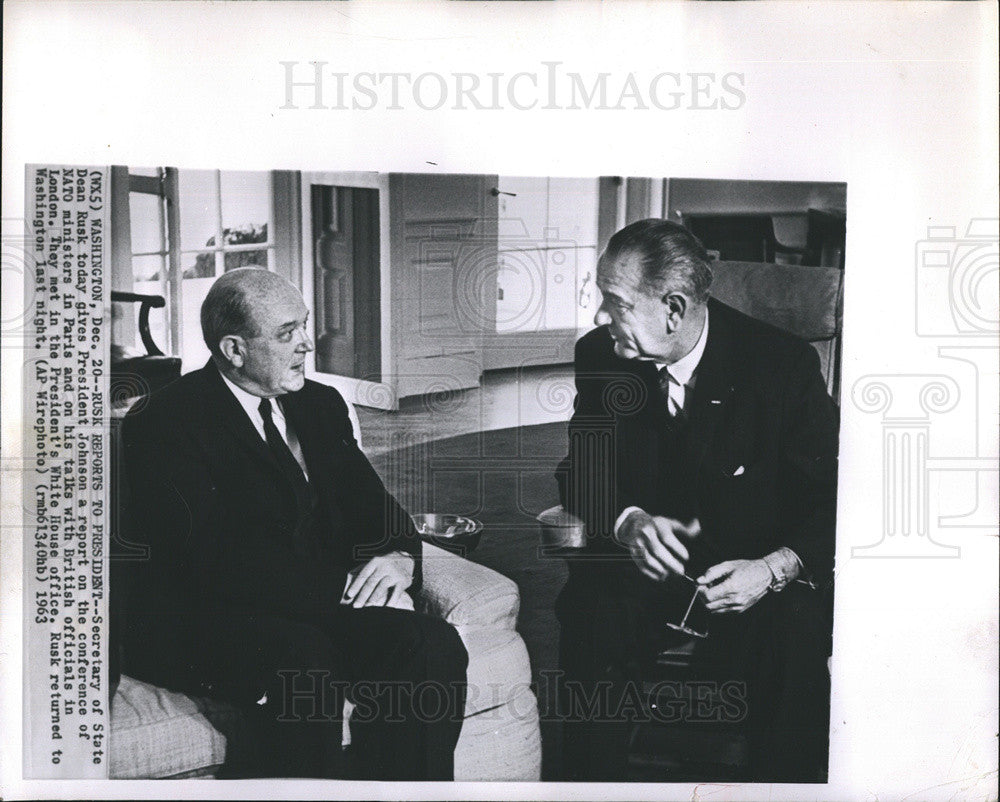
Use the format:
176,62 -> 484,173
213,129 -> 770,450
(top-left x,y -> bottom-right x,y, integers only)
342,551 -> 415,610
696,560 -> 771,614
616,511 -> 699,581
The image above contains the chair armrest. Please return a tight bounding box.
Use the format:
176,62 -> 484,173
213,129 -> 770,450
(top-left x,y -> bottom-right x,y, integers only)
774,242 -> 807,255
537,505 -> 586,549
417,543 -> 519,630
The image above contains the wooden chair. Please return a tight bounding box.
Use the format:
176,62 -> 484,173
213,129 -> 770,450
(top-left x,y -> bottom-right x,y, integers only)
110,291 -> 181,403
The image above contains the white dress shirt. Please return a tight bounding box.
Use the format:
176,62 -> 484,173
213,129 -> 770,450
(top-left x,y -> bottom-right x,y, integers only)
654,308 -> 709,416
219,372 -> 310,480
609,311 -> 806,585
613,311 -> 709,533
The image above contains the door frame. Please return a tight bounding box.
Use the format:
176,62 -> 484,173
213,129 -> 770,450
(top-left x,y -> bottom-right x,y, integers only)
300,171 -> 396,410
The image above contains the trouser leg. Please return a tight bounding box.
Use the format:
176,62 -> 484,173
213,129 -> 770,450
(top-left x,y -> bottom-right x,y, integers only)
698,586 -> 832,783
744,587 -> 832,782
556,576 -> 652,781
325,606 -> 468,780
247,615 -> 348,778
127,605 -> 467,780
154,612 -> 349,779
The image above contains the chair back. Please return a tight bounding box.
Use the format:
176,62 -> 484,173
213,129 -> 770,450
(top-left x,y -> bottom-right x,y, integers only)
708,260 -> 844,401
684,214 -> 779,262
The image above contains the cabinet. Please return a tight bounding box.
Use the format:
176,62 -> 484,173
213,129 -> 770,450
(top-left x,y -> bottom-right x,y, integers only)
488,177 -> 599,368
301,172 -> 598,408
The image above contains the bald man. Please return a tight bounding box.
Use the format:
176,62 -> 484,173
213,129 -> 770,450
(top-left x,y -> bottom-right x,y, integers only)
120,268 -> 467,780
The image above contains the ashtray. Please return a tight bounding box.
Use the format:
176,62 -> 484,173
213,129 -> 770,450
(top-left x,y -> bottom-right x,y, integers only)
411,513 -> 483,554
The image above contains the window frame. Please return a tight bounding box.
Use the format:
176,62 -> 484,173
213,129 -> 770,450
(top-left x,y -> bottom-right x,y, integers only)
119,168 -> 299,366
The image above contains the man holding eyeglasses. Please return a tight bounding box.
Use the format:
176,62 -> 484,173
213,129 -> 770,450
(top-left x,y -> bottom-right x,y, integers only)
556,219 -> 839,782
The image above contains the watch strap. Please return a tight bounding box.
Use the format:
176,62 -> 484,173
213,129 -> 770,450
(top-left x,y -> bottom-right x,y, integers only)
761,550 -> 792,592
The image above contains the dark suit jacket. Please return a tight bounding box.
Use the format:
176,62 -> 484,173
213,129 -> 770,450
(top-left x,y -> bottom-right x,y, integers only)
557,297 -> 839,588
120,362 -> 421,632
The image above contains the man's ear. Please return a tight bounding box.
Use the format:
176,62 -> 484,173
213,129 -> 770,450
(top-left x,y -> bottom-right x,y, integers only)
662,292 -> 688,333
218,335 -> 246,368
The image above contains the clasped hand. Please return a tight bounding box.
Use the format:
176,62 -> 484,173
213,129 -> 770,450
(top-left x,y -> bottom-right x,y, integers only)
341,551 -> 415,610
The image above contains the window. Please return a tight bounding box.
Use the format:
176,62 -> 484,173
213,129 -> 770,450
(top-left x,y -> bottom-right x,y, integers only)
125,169 -> 297,371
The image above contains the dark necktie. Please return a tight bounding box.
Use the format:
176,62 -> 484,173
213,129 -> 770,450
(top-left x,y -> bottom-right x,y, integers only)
258,398 -> 342,552
658,366 -> 685,418
258,397 -> 309,492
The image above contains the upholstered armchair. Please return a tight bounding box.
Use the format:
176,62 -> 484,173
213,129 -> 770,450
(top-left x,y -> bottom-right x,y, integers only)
109,385 -> 542,781
110,542 -> 541,780
708,260 -> 844,400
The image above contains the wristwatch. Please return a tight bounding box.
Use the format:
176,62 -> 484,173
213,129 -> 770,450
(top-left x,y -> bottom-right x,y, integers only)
761,551 -> 793,593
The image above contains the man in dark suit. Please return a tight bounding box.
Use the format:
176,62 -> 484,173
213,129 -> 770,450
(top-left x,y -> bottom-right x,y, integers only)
556,219 -> 839,782
120,268 -> 467,780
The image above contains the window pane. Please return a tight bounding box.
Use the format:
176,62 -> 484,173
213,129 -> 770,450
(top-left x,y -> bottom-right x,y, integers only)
180,277 -> 215,372
182,251 -> 217,280
129,166 -> 161,178
179,170 -> 220,251
131,253 -> 164,283
223,249 -> 270,272
129,192 -> 164,254
221,171 -> 272,241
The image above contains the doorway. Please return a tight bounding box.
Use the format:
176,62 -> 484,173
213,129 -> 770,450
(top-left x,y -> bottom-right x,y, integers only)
310,185 -> 381,381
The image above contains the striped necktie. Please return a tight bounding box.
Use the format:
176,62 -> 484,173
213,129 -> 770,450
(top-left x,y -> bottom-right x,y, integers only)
658,366 -> 685,418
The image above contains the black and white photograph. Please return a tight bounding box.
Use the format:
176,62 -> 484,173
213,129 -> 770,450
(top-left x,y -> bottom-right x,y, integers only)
2,3 -> 997,801
101,169 -> 845,783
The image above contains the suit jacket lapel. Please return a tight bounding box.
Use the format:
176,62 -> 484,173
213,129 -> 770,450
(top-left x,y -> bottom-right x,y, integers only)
280,389 -> 328,483
281,388 -> 349,516
200,361 -> 288,481
685,299 -> 737,480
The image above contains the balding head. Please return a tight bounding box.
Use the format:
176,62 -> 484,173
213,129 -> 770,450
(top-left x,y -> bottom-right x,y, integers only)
201,268 -> 299,360
200,268 -> 313,397
594,219 -> 712,363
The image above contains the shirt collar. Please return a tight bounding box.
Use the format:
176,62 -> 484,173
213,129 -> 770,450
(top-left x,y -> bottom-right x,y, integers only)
219,369 -> 282,423
659,307 -> 709,386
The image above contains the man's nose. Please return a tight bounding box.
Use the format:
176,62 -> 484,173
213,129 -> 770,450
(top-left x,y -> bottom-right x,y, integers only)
295,328 -> 314,351
594,304 -> 611,327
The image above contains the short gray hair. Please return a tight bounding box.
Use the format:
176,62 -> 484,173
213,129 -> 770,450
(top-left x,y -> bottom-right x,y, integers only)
602,218 -> 713,303
200,268 -> 276,359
